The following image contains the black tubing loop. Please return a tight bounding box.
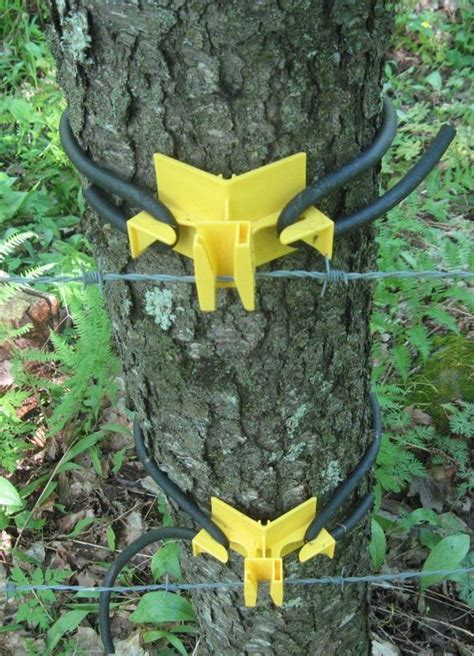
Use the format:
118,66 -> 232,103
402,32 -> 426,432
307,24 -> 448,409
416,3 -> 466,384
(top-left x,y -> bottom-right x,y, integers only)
59,112 -> 179,244
335,124 -> 456,236
84,186 -> 128,234
133,417 -> 229,548
305,392 -> 382,543
330,492 -> 374,541
276,95 -> 398,237
99,526 -> 196,655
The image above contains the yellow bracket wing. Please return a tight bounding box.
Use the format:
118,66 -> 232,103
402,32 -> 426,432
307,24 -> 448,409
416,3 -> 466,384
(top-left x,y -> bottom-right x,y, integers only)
192,497 -> 336,607
127,154 -> 334,311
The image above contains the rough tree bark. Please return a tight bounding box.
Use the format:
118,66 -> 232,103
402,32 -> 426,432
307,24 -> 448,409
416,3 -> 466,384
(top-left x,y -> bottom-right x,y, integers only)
49,1 -> 392,654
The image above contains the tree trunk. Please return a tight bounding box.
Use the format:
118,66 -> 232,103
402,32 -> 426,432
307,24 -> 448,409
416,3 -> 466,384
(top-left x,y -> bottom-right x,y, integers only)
49,1 -> 391,654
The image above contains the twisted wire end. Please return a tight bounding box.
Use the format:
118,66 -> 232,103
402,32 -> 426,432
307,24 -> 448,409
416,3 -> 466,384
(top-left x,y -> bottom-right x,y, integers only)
320,257 -> 350,297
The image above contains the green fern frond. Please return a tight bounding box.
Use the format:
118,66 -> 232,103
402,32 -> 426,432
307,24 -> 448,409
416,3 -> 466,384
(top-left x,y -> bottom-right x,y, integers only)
391,344 -> 411,381
19,263 -> 54,280
44,286 -> 117,435
0,323 -> 32,343
407,325 -> 432,361
0,388 -> 33,472
0,263 -> 53,305
48,331 -> 76,369
0,231 -> 35,263
16,347 -> 59,364
447,401 -> 474,438
376,434 -> 427,493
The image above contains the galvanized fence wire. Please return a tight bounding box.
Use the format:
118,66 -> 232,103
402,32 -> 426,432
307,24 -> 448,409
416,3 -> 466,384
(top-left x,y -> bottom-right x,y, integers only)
2,567 -> 473,599
0,267 -> 473,290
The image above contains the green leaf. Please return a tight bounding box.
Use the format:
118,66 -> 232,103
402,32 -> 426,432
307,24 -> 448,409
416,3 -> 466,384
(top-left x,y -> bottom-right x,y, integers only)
7,98 -> 37,123
0,511 -> 9,530
56,432 -> 104,474
106,526 -> 116,551
65,516 -> 96,538
421,534 -> 470,590
19,474 -> 50,499
142,630 -> 188,654
372,484 -> 382,514
419,528 -> 441,550
170,624 -> 197,635
112,447 -> 127,474
46,609 -> 89,650
369,519 -> 386,570
425,70 -> 442,91
100,422 -> 132,435
129,592 -> 196,624
151,543 -> 181,581
443,287 -> 474,312
13,510 -> 45,531
89,445 -> 103,476
399,508 -> 441,531
0,179 -> 28,223
0,477 -> 23,512
157,495 -> 173,526
34,481 -> 58,506
425,308 -> 459,334
391,344 -> 411,381
407,325 -> 431,361
0,624 -> 23,633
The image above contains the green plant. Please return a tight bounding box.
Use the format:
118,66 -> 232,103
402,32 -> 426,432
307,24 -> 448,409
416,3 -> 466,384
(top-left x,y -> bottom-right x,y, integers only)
374,404 -> 471,495
0,230 -> 53,315
128,540 -> 196,655
445,399 -> 474,437
17,285 -> 119,436
0,388 -> 36,473
369,518 -> 386,571
131,593 -> 196,655
14,429 -> 107,536
0,475 -> 23,529
370,3 -> 473,581
7,564 -> 92,653
0,1 -> 51,91
0,0 -> 85,276
0,230 -> 56,471
10,566 -> 73,631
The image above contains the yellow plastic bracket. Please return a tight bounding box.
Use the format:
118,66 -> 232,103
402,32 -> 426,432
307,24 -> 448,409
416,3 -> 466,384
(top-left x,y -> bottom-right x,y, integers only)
126,153 -> 334,311
192,497 -> 336,607
127,214 -> 177,255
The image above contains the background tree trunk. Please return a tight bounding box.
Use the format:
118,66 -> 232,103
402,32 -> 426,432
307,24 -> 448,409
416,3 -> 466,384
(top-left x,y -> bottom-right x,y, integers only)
50,1 -> 392,653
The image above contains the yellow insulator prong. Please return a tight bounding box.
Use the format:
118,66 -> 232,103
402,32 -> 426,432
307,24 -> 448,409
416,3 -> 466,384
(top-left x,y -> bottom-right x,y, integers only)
279,209 -> 334,259
192,497 -> 336,607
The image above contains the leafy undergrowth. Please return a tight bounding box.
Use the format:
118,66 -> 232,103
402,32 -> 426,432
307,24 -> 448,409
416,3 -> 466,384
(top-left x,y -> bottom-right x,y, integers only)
369,0 -> 473,653
0,0 -> 472,654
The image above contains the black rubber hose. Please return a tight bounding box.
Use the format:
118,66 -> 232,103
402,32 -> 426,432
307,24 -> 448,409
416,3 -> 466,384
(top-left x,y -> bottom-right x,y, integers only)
305,392 -> 382,542
99,526 -> 196,655
276,96 -> 398,236
330,492 -> 373,541
59,112 -> 179,244
335,124 -> 456,235
133,417 -> 229,548
84,185 -> 128,234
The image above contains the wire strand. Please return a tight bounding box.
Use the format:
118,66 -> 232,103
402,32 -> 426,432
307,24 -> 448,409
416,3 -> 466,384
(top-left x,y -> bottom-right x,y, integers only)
0,268 -> 472,288
2,567 -> 472,598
